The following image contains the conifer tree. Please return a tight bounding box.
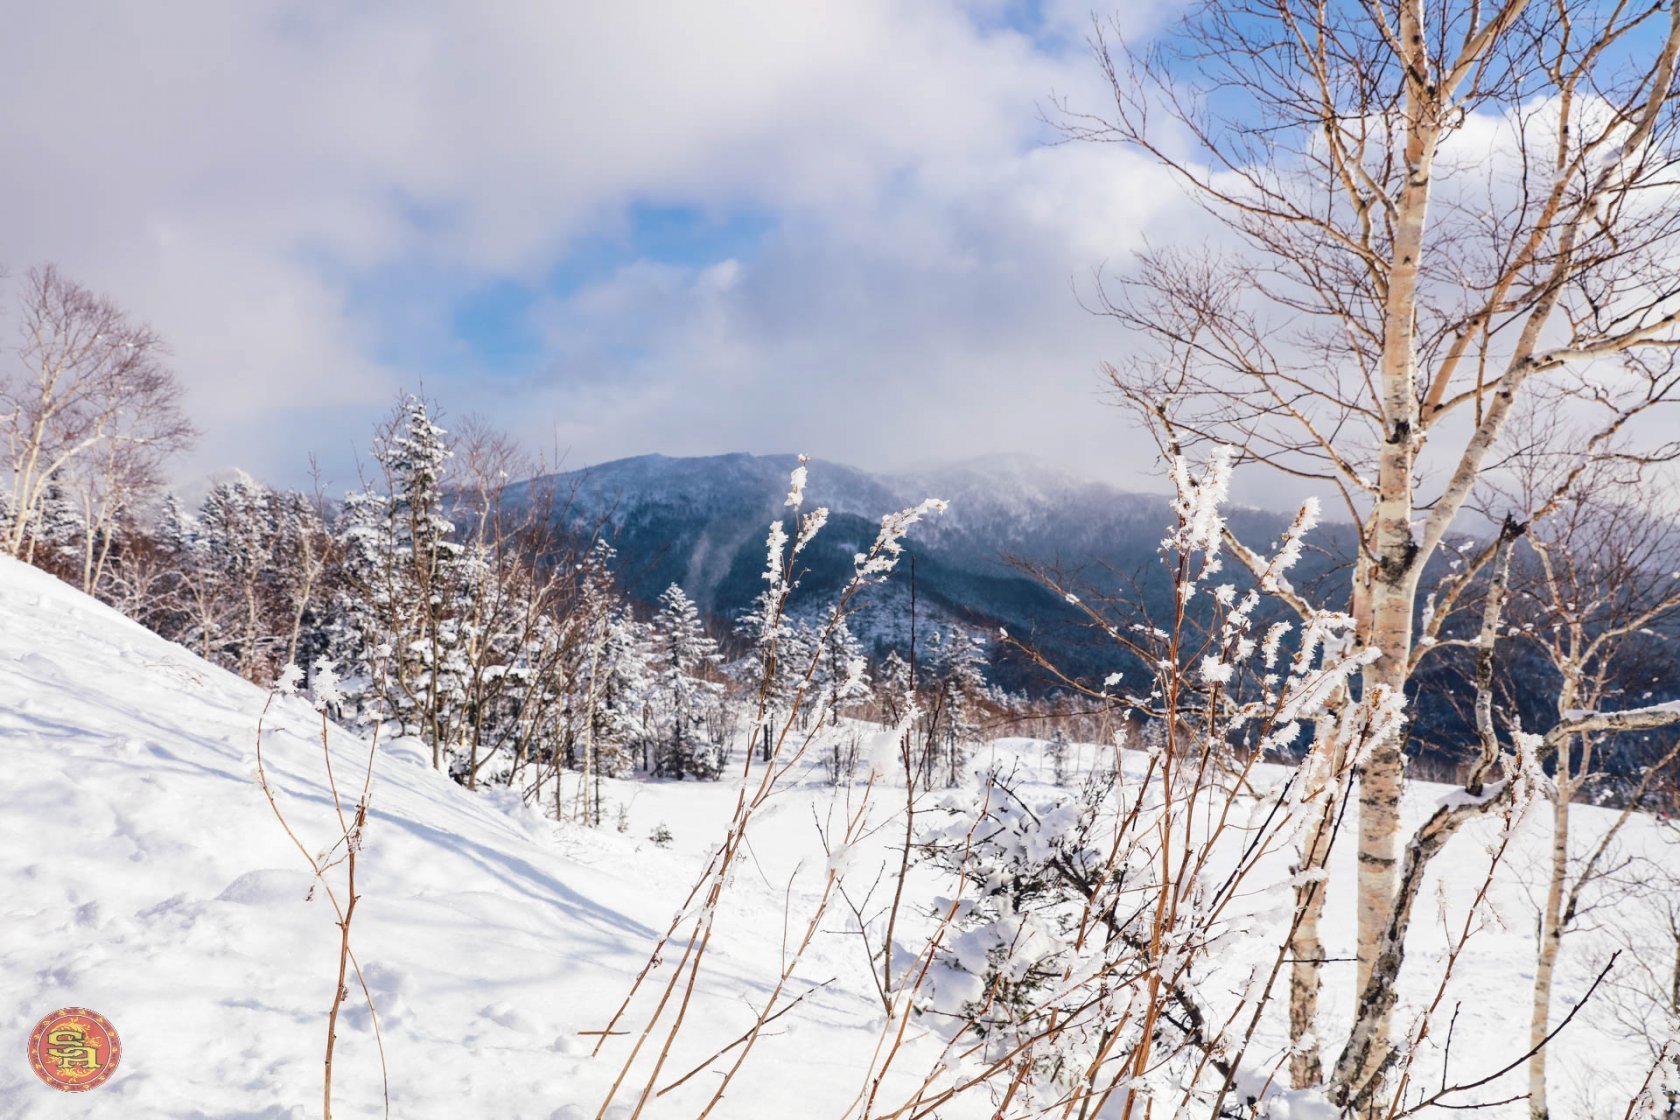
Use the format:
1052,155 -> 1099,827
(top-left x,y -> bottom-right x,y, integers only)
735,585 -> 796,761
650,583 -> 722,779
155,493 -> 220,663
928,627 -> 987,786
878,648 -> 913,725
814,616 -> 871,726
1047,726 -> 1071,787
333,396 -> 466,771
30,478 -> 86,569
198,473 -> 278,680
569,542 -> 651,814
593,604 -> 652,777
271,490 -> 333,673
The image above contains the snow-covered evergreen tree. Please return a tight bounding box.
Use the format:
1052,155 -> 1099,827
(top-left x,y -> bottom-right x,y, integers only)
198,473 -> 278,680
154,493 -> 221,663
146,477 -> 330,686
916,772 -> 1122,1101
1046,726 -> 1071,786
332,396 -> 466,771
786,619 -> 822,729
269,490 -> 332,672
30,478 -> 87,568
927,627 -> 988,786
384,399 -> 464,770
734,585 -> 798,761
325,486 -> 395,725
649,583 -> 722,779
571,542 -> 652,794
878,648 -> 914,725
813,616 -> 871,725
593,604 -> 653,776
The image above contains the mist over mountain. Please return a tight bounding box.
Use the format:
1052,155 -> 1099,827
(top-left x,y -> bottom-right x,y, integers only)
519,451 -> 1352,695
519,451 -> 1680,777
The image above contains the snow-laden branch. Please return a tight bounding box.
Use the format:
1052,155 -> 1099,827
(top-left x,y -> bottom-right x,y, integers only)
1547,699 -> 1680,749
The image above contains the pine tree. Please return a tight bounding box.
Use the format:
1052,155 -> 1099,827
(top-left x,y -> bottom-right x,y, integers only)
29,478 -> 86,569
569,542 -> 651,816
198,473 -> 279,680
270,490 -> 332,672
155,494 -> 220,663
878,648 -> 913,725
152,476 -> 327,685
814,616 -> 872,726
1047,727 -> 1071,786
593,604 -> 652,777
735,586 -> 799,761
786,619 -> 822,730
650,584 -> 722,779
385,398 -> 463,771
332,397 -> 466,771
326,486 -> 395,727
928,627 -> 988,786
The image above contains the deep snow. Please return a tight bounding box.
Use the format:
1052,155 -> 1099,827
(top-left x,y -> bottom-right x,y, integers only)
0,553 -> 1670,1117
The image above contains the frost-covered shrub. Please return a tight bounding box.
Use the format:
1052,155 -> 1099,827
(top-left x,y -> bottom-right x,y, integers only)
918,772 -> 1117,1052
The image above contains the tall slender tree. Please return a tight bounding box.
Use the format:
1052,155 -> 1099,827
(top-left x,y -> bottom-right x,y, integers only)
1077,1 -> 1680,1097
333,396 -> 464,770
650,583 -> 722,779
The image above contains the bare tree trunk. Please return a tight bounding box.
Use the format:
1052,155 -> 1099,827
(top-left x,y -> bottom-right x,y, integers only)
1289,707 -> 1349,1087
286,526 -> 323,670
1528,745 -> 1572,1120
1288,841 -> 1331,1086
5,407 -> 54,556
1337,520 -> 1519,1112
243,581 -> 262,682
1081,0 -> 1680,1105
90,516 -> 118,599
579,629 -> 603,826
1671,930 -> 1679,1017
78,511 -> 97,594
1356,0 -> 1437,1013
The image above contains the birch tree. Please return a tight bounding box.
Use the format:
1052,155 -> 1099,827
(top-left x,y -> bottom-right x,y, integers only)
1075,0 -> 1680,1093
1,265 -> 193,562
1502,468 -> 1680,1119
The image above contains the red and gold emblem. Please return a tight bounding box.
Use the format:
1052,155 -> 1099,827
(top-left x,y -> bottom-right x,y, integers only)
28,1008 -> 121,1092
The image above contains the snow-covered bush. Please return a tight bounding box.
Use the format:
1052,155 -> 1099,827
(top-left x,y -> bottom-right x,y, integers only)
917,771 -> 1118,1063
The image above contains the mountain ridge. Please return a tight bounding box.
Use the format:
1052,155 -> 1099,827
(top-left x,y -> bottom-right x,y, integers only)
512,450 -> 1325,693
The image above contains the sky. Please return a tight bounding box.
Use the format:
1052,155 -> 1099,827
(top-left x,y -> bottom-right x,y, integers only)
0,1 -> 1196,497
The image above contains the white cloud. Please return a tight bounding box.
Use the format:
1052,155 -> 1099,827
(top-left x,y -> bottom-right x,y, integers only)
0,1 -> 1192,493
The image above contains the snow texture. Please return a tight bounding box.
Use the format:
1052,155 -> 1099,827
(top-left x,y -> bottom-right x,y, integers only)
0,553 -> 1671,1117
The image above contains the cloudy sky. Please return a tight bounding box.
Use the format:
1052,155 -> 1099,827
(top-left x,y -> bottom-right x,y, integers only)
0,1 -> 1190,494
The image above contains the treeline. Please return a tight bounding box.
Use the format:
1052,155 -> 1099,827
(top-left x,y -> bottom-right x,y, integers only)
0,266 -> 1035,814
8,388 -> 1007,797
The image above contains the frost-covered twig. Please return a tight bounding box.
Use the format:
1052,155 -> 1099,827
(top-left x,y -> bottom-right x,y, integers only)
862,444 -> 1399,1118
591,461 -> 943,1120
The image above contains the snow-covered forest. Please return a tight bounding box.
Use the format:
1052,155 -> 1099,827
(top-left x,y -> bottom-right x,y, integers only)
8,2 -> 1680,1119
4,381 -> 1031,799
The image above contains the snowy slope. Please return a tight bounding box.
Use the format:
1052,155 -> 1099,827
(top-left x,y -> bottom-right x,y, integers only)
0,555 -> 919,1118
1,553 -> 1671,1117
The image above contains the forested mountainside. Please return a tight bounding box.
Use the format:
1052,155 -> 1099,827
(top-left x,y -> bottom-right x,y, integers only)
520,451 -> 1350,683
519,452 -> 1679,779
